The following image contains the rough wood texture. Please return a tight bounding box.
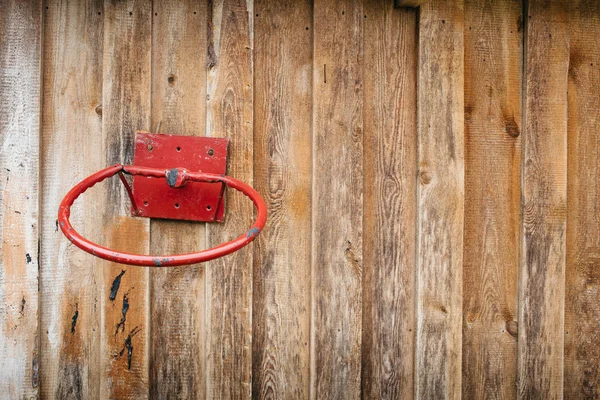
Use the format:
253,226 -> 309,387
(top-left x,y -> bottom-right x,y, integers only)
415,1 -> 464,398
252,1 -> 312,398
205,0 -> 254,397
565,1 -> 600,398
100,1 -> 152,398
312,0 -> 363,397
39,1 -> 104,398
0,1 -> 42,398
148,1 -> 207,398
462,0 -> 522,398
518,1 -> 569,398
394,0 -> 426,8
361,2 -> 417,399
7,2 -> 600,398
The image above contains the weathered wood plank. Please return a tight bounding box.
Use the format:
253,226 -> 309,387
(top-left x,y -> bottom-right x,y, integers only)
462,0 -> 522,398
518,1 -> 569,398
565,1 -> 600,398
149,1 -> 207,398
205,0 -> 254,397
414,0 -> 464,398
312,0 -> 363,397
252,1 -> 312,398
0,0 -> 42,397
39,0 -> 104,398
100,1 -> 152,398
361,1 -> 417,399
394,0 -> 426,9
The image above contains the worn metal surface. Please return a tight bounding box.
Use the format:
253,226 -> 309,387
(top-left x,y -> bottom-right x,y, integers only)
132,131 -> 229,222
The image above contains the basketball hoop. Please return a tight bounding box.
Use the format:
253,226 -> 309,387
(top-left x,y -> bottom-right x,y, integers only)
57,133 -> 267,267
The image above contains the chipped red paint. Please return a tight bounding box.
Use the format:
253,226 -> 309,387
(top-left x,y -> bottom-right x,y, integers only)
57,164 -> 267,267
132,132 -> 229,222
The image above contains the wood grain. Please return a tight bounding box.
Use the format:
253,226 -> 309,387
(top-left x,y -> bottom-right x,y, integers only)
205,0 -> 254,397
518,0 -> 569,398
39,0 -> 104,398
252,1 -> 312,398
312,0 -> 363,397
149,1 -> 207,398
565,1 -> 600,398
0,0 -> 42,398
462,0 -> 522,398
394,0 -> 426,8
100,1 -> 152,398
414,1 -> 464,398
361,2 -> 417,399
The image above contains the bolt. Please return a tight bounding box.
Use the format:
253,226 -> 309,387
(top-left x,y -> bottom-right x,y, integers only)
208,148 -> 214,156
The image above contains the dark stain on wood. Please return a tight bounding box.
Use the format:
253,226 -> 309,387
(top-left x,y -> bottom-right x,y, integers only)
109,270 -> 125,301
20,296 -> 26,316
115,293 -> 129,335
56,363 -> 83,399
119,326 -> 142,370
26,253 -> 32,263
206,0 -> 217,69
70,303 -> 78,334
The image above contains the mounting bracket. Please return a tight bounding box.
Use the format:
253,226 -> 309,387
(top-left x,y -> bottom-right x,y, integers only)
131,131 -> 229,222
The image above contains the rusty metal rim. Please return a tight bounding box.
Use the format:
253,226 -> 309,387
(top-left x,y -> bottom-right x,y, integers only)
58,164 -> 267,267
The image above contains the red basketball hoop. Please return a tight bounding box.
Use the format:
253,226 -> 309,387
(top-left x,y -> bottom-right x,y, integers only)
58,164 -> 267,267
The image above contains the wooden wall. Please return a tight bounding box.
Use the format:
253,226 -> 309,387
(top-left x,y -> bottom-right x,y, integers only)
0,0 -> 599,398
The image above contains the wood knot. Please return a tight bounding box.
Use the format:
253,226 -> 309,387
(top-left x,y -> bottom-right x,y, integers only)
95,104 -> 102,116
505,320 -> 518,337
419,171 -> 432,185
505,118 -> 520,137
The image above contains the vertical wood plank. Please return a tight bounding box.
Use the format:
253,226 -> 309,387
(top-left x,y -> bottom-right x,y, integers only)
149,1 -> 207,398
518,1 -> 569,398
565,1 -> 600,398
0,0 -> 42,397
312,0 -> 363,397
252,1 -> 312,398
205,0 -> 254,397
361,2 -> 417,399
462,0 -> 522,398
100,1 -> 151,398
415,0 -> 464,398
40,0 -> 104,398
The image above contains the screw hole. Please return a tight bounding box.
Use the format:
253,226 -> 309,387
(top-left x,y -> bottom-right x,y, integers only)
207,148 -> 214,156
176,146 -> 181,152
175,203 -> 180,208
206,205 -> 212,210
144,201 -> 149,206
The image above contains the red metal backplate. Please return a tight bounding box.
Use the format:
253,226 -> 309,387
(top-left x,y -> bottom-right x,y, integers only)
132,131 -> 229,222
